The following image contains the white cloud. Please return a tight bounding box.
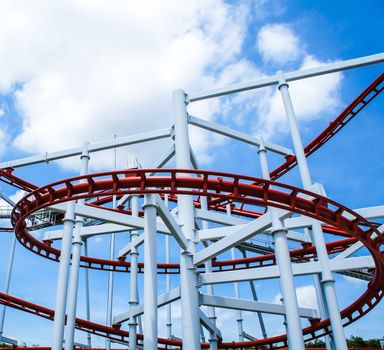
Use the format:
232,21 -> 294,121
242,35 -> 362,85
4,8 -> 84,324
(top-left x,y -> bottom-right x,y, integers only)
257,23 -> 302,64
274,284 -> 318,309
0,2 -> 343,171
0,0 -> 250,170
254,54 -> 342,139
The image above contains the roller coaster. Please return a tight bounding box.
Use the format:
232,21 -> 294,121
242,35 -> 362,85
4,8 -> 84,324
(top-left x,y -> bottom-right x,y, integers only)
0,53 -> 383,350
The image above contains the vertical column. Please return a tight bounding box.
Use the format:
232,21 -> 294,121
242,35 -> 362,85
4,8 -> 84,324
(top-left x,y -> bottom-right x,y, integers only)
200,196 -> 218,350
129,193 -> 140,348
143,194 -> 158,350
173,89 -> 201,350
105,197 -> 116,350
0,233 -> 17,337
227,204 -> 244,342
65,143 -> 90,350
164,194 -> 173,340
106,139 -> 118,350
305,228 -> 332,350
258,138 -> 305,350
51,200 -> 75,350
278,72 -> 347,350
83,239 -> 92,347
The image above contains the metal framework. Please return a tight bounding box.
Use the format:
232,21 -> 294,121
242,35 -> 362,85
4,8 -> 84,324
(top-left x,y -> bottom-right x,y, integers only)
0,52 -> 383,350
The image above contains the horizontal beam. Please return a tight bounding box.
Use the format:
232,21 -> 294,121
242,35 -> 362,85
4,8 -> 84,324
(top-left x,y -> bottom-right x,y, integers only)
188,53 -> 384,102
345,205 -> 384,220
195,208 -> 247,226
200,293 -> 319,319
113,287 -> 181,325
44,223 -> 132,241
0,128 -> 172,169
189,115 -> 293,156
198,224 -> 309,243
48,203 -> 171,235
200,256 -> 374,285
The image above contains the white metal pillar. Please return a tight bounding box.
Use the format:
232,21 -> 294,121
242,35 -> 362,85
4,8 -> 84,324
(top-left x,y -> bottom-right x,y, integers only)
173,89 -> 201,350
258,139 -> 305,350
105,198 -> 116,350
83,239 -> 92,347
163,194 -> 173,340
278,72 -> 348,350
227,204 -> 244,342
129,193 -> 140,349
51,200 -> 75,350
0,233 -> 17,337
64,143 -> 90,350
143,194 -> 158,350
305,228 -> 333,350
200,196 -> 218,350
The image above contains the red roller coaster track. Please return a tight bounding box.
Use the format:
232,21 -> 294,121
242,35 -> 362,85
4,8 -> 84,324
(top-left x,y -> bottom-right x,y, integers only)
0,73 -> 383,349
4,168 -> 383,349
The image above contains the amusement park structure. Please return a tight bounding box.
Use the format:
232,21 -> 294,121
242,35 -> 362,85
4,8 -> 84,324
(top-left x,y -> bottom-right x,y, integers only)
0,52 -> 383,350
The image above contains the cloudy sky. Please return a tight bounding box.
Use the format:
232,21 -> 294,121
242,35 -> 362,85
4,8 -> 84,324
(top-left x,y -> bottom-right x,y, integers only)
0,0 -> 383,346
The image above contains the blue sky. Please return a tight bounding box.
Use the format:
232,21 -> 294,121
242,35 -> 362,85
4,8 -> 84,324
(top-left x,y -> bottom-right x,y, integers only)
0,0 -> 383,346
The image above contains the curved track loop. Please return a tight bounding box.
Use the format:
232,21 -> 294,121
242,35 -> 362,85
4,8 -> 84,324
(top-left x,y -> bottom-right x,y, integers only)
7,169 -> 384,349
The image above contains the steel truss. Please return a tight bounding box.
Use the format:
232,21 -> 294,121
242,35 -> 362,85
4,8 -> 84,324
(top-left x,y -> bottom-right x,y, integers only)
0,52 -> 383,350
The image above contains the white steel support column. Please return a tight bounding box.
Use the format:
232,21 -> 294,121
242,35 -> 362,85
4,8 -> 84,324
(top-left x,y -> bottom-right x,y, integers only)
83,239 -> 92,347
143,194 -> 158,350
51,201 -> 75,350
227,204 -> 244,342
0,233 -> 17,337
200,196 -> 218,350
105,196 -> 116,350
173,89 -> 201,350
129,193 -> 140,349
305,228 -> 332,350
258,139 -> 305,350
106,141 -> 118,350
65,143 -> 90,350
278,72 -> 348,350
164,195 -> 173,340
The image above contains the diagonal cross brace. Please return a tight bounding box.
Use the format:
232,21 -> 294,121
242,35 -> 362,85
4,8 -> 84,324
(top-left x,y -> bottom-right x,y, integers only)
194,209 -> 290,265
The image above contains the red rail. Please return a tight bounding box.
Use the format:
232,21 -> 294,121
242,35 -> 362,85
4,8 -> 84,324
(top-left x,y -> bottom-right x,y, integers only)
270,72 -> 384,180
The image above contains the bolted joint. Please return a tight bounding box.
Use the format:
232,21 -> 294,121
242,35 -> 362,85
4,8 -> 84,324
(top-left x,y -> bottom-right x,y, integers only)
320,275 -> 335,284
271,228 -> 288,237
128,319 -> 138,327
72,236 -> 83,245
142,193 -> 157,210
75,216 -> 85,225
277,70 -> 289,90
129,300 -> 138,307
257,136 -> 267,154
80,142 -> 90,160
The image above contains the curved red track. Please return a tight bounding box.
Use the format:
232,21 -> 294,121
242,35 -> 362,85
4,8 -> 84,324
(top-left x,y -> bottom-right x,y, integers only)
0,73 -> 382,348
5,168 -> 384,349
